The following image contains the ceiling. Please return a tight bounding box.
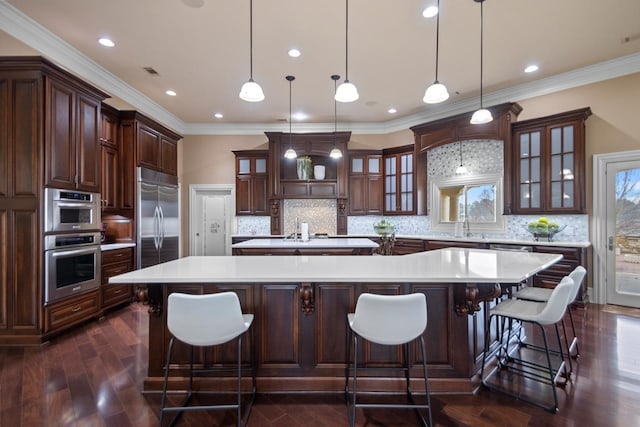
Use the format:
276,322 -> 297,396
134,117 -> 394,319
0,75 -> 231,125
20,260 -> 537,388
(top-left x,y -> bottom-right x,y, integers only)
1,0 -> 640,135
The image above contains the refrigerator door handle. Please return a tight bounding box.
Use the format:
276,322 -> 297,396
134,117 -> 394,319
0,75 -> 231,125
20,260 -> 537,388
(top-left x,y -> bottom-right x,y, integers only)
153,206 -> 160,250
158,206 -> 165,249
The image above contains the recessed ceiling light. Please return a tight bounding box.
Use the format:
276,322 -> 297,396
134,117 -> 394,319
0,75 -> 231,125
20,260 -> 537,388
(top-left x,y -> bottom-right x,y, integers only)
388,108 -> 397,114
98,37 -> 115,47
214,113 -> 223,119
165,90 -> 177,96
422,6 -> 438,18
524,64 -> 539,73
288,48 -> 301,58
293,112 -> 307,121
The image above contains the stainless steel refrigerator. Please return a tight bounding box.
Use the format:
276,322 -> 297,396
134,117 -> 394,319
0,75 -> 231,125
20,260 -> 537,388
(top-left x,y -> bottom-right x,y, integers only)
137,167 -> 180,269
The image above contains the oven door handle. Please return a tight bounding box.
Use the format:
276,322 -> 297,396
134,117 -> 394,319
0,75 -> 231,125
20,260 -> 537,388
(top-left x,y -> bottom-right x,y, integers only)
55,202 -> 95,207
51,247 -> 98,258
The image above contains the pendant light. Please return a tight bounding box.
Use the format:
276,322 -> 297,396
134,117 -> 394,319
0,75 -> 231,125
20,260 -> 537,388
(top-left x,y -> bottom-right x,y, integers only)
335,0 -> 359,103
239,0 -> 265,102
455,141 -> 468,174
330,75 -> 343,159
423,0 -> 449,104
470,0 -> 493,124
283,75 -> 297,159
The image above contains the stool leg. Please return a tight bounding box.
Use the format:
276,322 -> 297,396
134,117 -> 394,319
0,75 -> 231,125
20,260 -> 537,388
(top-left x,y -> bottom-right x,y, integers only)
560,319 -> 573,376
350,335 -> 359,427
539,324 -> 559,413
344,321 -> 352,403
403,342 -> 412,398
419,336 -> 433,427
159,336 -> 176,427
567,307 -> 580,358
237,335 -> 242,427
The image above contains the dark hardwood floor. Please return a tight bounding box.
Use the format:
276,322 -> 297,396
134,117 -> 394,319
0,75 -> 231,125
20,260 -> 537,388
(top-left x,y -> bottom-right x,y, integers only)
1,302 -> 639,426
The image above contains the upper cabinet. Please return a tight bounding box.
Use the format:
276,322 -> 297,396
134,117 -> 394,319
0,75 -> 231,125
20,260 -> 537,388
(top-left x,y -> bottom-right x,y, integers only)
411,102 -> 522,215
266,132 -> 349,199
349,150 -> 383,215
511,108 -> 591,214
44,73 -> 107,192
383,145 -> 415,215
119,111 -> 181,176
234,150 -> 269,215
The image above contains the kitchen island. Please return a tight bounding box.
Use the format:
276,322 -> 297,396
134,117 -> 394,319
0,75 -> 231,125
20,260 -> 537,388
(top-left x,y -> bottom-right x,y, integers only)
231,237 -> 379,255
110,248 -> 562,394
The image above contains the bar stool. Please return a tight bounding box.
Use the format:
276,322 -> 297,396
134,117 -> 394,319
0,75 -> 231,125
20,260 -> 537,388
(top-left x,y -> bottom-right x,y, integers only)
345,293 -> 433,427
480,276 -> 574,413
515,266 -> 586,360
159,292 -> 255,427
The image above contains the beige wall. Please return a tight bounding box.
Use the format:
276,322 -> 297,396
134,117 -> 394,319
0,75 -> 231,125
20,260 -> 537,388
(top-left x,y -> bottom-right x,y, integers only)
178,72 -> 640,254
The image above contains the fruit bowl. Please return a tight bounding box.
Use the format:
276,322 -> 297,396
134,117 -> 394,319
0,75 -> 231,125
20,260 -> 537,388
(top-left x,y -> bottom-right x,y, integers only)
373,219 -> 395,236
524,224 -> 566,242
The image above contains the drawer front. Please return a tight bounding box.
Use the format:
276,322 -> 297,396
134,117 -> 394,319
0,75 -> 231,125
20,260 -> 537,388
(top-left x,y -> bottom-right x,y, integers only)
102,247 -> 134,265
102,284 -> 133,307
45,291 -> 100,332
308,183 -> 336,197
540,260 -> 578,277
425,240 -> 484,251
393,239 -> 424,255
533,246 -> 579,261
102,260 -> 133,285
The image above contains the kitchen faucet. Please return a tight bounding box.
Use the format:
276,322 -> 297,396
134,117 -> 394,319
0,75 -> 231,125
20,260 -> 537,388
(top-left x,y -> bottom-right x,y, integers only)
284,217 -> 300,241
464,218 -> 471,237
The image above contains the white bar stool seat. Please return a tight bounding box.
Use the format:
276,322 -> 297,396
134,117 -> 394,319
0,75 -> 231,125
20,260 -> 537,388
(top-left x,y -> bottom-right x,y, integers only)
345,293 -> 433,427
159,292 -> 255,427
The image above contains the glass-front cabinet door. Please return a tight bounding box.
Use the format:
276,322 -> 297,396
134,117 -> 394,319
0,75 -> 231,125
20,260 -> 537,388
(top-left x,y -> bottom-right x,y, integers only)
383,146 -> 415,215
511,108 -> 590,214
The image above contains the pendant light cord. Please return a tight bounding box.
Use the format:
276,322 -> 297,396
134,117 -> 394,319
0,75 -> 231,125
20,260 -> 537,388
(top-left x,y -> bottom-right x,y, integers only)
289,78 -> 292,145
344,0 -> 349,80
459,140 -> 463,165
479,0 -> 484,108
249,0 -> 254,80
435,0 -> 441,81
334,80 -> 338,132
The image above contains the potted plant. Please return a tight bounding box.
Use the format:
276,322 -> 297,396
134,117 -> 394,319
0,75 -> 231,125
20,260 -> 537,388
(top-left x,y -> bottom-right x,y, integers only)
296,156 -> 313,180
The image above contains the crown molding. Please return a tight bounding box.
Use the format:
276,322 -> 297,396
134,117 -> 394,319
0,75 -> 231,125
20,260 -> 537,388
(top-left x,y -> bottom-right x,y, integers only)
0,1 -> 185,134
3,1 -> 640,137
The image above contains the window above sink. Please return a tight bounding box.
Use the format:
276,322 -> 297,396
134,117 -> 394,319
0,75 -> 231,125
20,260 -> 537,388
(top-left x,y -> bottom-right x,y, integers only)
430,173 -> 506,233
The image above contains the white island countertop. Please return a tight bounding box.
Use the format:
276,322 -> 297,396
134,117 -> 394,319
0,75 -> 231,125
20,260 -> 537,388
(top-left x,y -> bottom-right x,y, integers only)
231,237 -> 379,249
110,248 -> 562,285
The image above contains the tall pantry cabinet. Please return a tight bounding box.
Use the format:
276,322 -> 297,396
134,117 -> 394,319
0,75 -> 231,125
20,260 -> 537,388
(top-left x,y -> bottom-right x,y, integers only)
0,57 -> 107,345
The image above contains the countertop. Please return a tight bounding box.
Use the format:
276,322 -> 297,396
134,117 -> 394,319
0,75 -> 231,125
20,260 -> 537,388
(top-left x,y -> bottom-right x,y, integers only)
101,242 -> 136,251
109,248 -> 562,285
231,237 -> 379,249
233,234 -> 591,248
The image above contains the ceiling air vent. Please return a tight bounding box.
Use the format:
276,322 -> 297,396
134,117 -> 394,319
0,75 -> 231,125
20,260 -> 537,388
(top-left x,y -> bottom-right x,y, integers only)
143,67 -> 159,75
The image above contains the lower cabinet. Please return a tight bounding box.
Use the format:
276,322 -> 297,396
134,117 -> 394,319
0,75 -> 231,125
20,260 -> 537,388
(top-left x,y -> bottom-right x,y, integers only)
101,247 -> 134,310
532,245 -> 588,304
44,290 -> 100,334
392,238 -> 425,254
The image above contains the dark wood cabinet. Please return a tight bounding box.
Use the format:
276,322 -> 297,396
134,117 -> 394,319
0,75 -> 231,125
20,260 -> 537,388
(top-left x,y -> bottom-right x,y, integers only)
392,238 -> 425,255
0,57 -> 107,345
266,132 -> 350,235
44,77 -> 102,192
101,144 -> 118,210
349,150 -> 383,215
511,108 -> 591,214
411,103 -> 522,215
120,111 -> 181,176
424,240 -> 485,251
233,150 -> 268,215
44,290 -> 100,334
266,132 -> 349,200
532,245 -> 588,304
101,247 -> 134,310
383,145 -> 415,215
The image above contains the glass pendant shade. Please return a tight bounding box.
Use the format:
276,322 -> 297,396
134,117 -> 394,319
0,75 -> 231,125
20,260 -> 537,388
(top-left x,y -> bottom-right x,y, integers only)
470,108 -> 493,124
455,164 -> 469,174
335,80 -> 359,103
239,80 -> 264,102
284,147 -> 297,159
329,147 -> 343,159
423,81 -> 449,104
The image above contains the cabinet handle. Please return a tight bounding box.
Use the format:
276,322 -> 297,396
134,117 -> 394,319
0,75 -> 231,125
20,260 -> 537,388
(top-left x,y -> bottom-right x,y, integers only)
71,305 -> 82,313
113,289 -> 122,294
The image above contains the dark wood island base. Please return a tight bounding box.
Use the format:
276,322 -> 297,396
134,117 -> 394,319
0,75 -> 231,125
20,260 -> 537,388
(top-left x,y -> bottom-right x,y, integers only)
142,281 -> 503,395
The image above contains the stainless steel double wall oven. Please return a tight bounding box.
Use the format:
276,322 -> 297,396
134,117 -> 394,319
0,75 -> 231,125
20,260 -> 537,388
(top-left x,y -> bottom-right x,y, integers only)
43,188 -> 101,304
